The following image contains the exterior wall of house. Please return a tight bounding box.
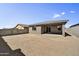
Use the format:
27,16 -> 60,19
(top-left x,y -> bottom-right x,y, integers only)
41,25 -> 62,34
29,26 -> 41,34
29,25 -> 62,34
50,25 -> 62,34
29,24 -> 65,36
16,25 -> 24,29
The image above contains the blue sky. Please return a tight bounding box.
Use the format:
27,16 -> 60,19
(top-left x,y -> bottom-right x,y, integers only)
0,3 -> 79,28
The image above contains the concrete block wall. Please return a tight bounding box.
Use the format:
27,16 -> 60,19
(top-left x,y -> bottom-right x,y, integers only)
0,28 -> 28,36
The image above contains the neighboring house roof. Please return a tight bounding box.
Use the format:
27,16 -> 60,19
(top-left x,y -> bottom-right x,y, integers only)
15,24 -> 29,28
70,23 -> 79,28
29,20 -> 68,26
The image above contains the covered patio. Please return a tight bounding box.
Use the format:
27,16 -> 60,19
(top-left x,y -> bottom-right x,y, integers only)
41,23 -> 65,37
29,20 -> 68,36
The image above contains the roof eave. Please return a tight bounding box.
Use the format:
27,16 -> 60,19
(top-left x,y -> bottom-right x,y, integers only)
29,22 -> 67,27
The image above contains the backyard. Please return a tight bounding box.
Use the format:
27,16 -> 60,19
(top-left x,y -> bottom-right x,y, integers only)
3,34 -> 79,56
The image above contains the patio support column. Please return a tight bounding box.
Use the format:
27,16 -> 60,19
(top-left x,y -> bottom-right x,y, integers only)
62,24 -> 65,37
44,26 -> 46,33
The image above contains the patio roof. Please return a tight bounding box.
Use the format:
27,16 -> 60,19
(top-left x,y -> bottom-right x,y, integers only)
29,20 -> 68,26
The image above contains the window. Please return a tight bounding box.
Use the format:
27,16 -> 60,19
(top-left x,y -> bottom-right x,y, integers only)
32,26 -> 36,30
57,26 -> 61,30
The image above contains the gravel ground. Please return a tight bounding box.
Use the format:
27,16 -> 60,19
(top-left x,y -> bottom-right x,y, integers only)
3,34 -> 79,56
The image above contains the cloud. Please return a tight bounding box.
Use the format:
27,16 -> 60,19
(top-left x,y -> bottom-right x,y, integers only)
53,12 -> 66,18
61,12 -> 65,15
53,14 -> 61,18
53,11 -> 76,19
70,11 -> 75,13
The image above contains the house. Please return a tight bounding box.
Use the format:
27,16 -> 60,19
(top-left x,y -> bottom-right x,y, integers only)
29,20 -> 68,36
15,24 -> 29,30
15,24 -> 29,33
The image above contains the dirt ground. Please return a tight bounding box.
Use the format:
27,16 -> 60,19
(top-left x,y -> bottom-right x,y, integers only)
2,34 -> 79,56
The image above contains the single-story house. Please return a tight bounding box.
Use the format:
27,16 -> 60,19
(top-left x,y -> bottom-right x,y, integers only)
15,24 -> 29,33
15,24 -> 29,30
29,20 -> 68,36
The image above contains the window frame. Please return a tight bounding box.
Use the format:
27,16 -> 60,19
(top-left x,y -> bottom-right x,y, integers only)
57,26 -> 62,31
32,26 -> 36,31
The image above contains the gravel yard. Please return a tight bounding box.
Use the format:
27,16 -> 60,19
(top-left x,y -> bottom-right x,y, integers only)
3,34 -> 79,56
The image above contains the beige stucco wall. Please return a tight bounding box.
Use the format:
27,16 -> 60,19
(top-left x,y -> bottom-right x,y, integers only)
29,26 -> 41,34
41,25 -> 62,34
50,25 -> 62,34
29,25 -> 62,34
